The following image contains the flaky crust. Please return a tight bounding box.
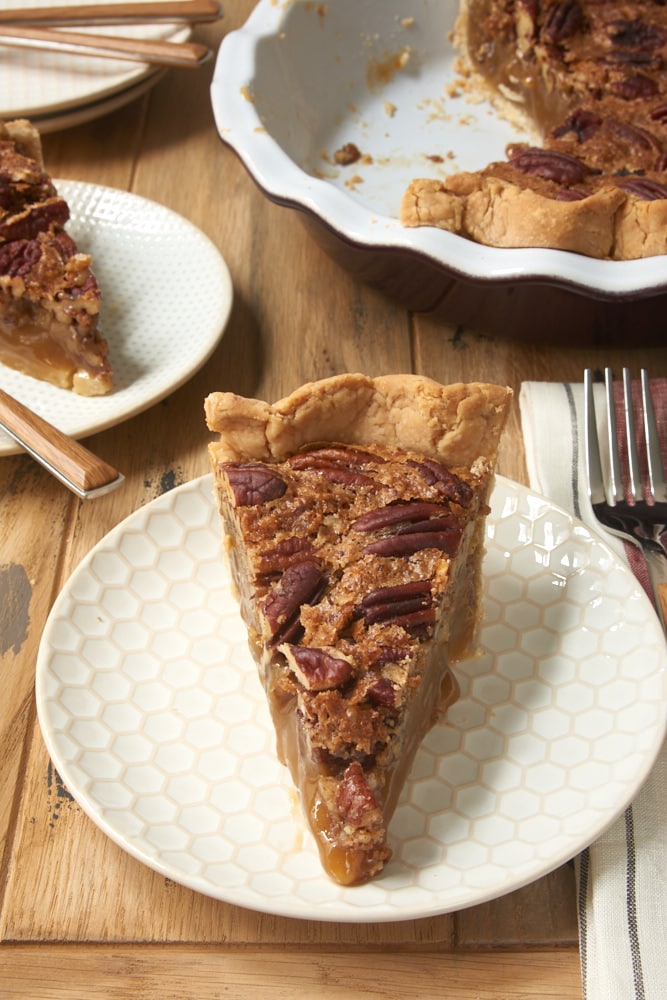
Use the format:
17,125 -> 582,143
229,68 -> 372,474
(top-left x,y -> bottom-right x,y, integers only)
205,373 -> 512,469
401,176 -> 626,257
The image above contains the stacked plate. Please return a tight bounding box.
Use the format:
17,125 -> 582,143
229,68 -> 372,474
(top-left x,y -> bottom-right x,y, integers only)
0,0 -> 189,132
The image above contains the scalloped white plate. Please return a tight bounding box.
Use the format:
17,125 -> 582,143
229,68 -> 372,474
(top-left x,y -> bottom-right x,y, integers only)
210,0 -> 667,299
0,181 -> 232,456
0,0 -> 188,119
35,475 -> 667,922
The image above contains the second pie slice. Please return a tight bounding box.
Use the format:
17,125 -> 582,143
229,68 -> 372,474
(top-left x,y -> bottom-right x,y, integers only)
205,373 -> 512,885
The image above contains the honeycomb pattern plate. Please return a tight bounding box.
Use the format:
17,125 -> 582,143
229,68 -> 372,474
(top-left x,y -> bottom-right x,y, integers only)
36,475 -> 667,922
0,181 -> 233,456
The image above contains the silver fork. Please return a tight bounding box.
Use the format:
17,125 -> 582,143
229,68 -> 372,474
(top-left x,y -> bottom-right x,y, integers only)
584,368 -> 667,633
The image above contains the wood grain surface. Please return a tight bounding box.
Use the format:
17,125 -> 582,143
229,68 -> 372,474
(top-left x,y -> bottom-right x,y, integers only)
2,3 -> 666,997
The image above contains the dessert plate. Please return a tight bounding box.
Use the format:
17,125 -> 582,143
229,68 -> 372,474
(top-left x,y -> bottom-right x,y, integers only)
0,181 -> 232,457
31,70 -> 167,135
35,475 -> 667,922
0,0 -> 189,119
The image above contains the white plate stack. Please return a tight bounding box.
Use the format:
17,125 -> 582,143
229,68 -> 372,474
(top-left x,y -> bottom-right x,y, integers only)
0,0 -> 189,132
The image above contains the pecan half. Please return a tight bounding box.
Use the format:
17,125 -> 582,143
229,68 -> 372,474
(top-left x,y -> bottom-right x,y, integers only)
262,560 -> 326,645
224,463 -> 287,506
650,102 -> 667,124
551,108 -> 602,143
618,176 -> 667,200
287,446 -> 378,486
365,677 -> 397,708
407,459 -> 473,505
282,645 -> 354,691
288,446 -> 382,469
542,0 -> 583,44
606,117 -> 662,152
352,501 -> 452,533
606,18 -> 666,51
256,537 -> 315,580
336,761 -> 379,824
0,197 -> 69,244
611,74 -> 659,101
359,580 -> 432,626
362,526 -> 462,558
509,147 -> 595,185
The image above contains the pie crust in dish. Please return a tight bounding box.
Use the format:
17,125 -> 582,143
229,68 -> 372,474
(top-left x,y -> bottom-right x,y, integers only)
205,373 -> 512,885
401,0 -> 667,260
0,119 -> 111,395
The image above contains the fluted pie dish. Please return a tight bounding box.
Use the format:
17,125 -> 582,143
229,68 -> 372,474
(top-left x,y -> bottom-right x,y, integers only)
210,0 -> 667,305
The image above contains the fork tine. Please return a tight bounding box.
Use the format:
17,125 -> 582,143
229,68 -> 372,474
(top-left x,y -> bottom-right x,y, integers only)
641,369 -> 667,503
622,367 -> 642,503
604,368 -> 624,503
584,369 -> 606,505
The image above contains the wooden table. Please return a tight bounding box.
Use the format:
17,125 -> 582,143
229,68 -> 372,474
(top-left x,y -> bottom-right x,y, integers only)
1,4 -> 666,997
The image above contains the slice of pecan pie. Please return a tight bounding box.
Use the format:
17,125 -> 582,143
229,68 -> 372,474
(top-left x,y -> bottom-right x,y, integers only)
0,119 -> 111,394
205,374 -> 511,885
401,0 -> 667,259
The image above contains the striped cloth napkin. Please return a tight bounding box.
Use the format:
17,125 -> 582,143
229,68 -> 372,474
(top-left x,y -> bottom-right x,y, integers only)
519,377 -> 667,1000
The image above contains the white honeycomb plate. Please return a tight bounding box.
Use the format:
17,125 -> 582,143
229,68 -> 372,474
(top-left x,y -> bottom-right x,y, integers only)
0,181 -> 233,456
36,475 -> 667,922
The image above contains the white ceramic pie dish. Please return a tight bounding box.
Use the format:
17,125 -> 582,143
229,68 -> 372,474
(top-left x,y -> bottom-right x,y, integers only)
210,0 -> 667,306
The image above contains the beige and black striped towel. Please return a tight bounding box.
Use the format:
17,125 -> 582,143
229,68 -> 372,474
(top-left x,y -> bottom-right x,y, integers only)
519,378 -> 667,1000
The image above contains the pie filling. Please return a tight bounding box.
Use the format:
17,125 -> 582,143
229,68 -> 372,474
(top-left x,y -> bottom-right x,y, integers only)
212,440 -> 491,885
401,0 -> 667,259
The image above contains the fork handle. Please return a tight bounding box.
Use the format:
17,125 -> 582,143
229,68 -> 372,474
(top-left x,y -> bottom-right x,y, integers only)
643,544 -> 667,634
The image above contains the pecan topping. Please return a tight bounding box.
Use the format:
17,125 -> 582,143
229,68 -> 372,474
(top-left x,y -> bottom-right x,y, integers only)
352,501 -> 452,533
287,446 -> 378,486
551,108 -> 602,143
288,446 -> 382,469
603,49 -> 658,68
224,463 -> 287,506
606,117 -> 662,152
362,526 -> 462,558
618,176 -> 667,200
262,560 -> 326,645
508,147 -> 595,185
359,580 -> 432,626
256,537 -> 315,579
365,677 -> 397,708
0,197 -> 69,244
283,645 -> 354,691
336,761 -> 379,824
542,0 -> 583,44
611,74 -> 659,101
407,459 -> 473,505
607,19 -> 666,52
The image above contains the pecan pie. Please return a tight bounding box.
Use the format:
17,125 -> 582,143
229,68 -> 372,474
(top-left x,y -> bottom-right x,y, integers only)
401,0 -> 667,259
205,374 -> 511,885
0,119 -> 111,394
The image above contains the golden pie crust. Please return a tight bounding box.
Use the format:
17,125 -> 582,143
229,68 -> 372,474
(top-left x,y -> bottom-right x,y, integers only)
0,119 -> 112,394
206,374 -> 512,884
401,0 -> 667,259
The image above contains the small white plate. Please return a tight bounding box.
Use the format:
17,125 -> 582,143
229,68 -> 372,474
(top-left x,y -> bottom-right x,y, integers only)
35,475 -> 667,922
0,0 -> 189,119
0,181 -> 232,456
31,70 -> 167,135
